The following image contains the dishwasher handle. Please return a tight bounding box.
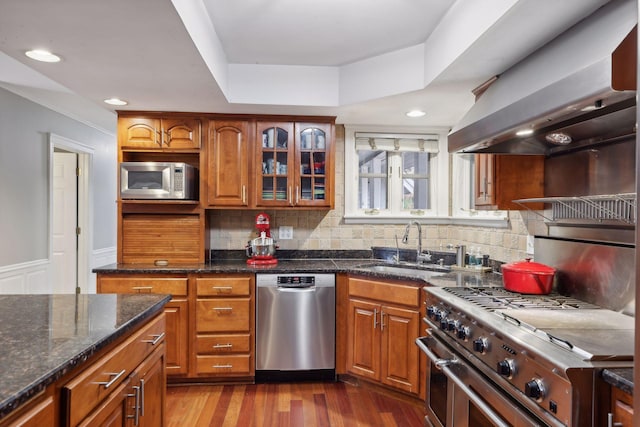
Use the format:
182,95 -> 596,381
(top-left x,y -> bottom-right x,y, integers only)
277,285 -> 316,292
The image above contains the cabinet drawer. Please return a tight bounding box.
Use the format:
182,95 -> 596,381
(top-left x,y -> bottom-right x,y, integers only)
196,334 -> 250,354
63,314 -> 165,426
196,355 -> 251,375
99,277 -> 187,296
196,299 -> 250,332
196,276 -> 251,296
348,278 -> 419,307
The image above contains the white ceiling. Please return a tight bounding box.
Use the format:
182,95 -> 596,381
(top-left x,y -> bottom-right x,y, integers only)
0,0 -> 611,134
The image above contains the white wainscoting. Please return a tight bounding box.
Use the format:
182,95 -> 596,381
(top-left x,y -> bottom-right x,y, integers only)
0,259 -> 52,294
0,246 -> 116,295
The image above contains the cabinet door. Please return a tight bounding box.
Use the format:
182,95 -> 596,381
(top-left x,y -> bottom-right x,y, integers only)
121,214 -> 202,264
474,154 -> 545,210
295,122 -> 333,208
611,387 -> 633,427
119,117 -> 161,149
380,305 -> 420,393
161,118 -> 201,149
255,122 -> 295,207
475,154 -> 495,208
346,298 -> 380,381
163,299 -> 188,376
134,346 -> 166,427
207,120 -> 250,206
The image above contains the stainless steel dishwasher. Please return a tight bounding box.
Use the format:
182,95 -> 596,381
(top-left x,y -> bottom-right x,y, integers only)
256,273 -> 335,382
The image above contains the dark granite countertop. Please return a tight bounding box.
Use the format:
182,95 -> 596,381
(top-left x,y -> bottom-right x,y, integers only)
94,258 -> 505,287
0,293 -> 171,421
603,368 -> 634,395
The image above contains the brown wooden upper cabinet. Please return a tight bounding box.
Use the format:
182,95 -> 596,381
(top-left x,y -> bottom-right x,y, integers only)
207,120 -> 251,207
475,154 -> 544,210
119,116 -> 201,150
255,121 -> 334,208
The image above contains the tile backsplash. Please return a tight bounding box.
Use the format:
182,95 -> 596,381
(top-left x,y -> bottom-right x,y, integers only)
208,125 -> 548,264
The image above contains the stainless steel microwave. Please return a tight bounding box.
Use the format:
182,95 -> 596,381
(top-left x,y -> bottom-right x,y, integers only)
120,162 -> 197,200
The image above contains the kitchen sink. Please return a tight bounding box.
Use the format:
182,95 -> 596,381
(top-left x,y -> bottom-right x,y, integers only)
352,262 -> 448,279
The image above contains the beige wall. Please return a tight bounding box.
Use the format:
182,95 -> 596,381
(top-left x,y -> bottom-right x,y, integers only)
209,125 -> 547,263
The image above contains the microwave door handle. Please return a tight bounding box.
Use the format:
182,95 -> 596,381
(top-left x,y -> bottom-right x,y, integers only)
441,364 -> 511,427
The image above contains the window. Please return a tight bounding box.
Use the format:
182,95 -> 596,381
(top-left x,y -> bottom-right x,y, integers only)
345,126 -> 507,226
344,127 -> 450,222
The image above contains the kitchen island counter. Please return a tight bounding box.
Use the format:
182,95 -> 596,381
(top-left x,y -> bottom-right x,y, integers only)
0,293 -> 170,421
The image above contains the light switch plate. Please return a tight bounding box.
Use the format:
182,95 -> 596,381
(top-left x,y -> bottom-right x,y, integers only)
279,226 -> 293,240
526,235 -> 535,255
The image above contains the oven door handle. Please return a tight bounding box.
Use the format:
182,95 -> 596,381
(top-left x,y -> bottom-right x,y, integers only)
415,336 -> 458,368
416,336 -> 511,427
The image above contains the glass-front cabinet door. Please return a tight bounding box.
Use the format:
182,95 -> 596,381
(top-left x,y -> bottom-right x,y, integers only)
256,122 -> 294,207
294,122 -> 332,207
255,121 -> 332,208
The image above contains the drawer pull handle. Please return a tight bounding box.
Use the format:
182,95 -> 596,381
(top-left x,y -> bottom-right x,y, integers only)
96,369 -> 126,389
213,364 -> 233,369
142,332 -> 165,346
212,286 -> 233,293
132,286 -> 153,292
213,343 -> 233,349
213,307 -> 233,313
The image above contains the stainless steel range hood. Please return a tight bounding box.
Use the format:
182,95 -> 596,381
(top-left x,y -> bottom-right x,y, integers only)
449,0 -> 637,156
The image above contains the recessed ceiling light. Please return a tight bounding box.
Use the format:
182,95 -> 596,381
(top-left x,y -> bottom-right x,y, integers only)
25,49 -> 61,63
515,128 -> 534,137
545,132 -> 573,145
104,98 -> 128,106
406,110 -> 426,118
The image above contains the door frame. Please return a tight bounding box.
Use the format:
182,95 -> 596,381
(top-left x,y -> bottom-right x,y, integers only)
49,133 -> 94,293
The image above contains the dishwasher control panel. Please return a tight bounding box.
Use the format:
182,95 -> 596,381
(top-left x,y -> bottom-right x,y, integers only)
277,275 -> 315,286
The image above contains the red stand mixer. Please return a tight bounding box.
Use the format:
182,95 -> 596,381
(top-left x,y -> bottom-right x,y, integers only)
246,213 -> 278,265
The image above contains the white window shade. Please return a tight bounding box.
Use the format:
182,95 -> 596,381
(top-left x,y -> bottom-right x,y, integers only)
355,132 -> 439,153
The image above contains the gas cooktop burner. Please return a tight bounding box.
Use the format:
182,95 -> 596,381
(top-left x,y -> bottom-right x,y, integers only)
442,286 -> 601,310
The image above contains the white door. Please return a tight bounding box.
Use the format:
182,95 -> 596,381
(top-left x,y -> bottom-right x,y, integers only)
52,152 -> 78,294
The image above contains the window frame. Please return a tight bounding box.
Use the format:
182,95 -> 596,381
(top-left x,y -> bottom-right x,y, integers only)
344,125 -> 508,227
344,125 -> 449,223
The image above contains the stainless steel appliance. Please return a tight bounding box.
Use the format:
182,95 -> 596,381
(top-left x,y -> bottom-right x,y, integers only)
256,273 -> 335,381
120,161 -> 197,200
417,286 -> 634,427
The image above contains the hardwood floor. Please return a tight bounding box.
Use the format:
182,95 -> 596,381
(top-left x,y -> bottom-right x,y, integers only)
166,381 -> 425,427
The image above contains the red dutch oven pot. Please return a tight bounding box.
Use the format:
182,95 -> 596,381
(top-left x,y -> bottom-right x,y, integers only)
501,258 -> 556,294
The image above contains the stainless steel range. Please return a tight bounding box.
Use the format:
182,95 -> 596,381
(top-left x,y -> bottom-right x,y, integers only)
416,286 -> 634,427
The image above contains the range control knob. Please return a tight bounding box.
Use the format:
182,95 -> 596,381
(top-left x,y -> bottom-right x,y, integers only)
439,317 -> 449,330
427,306 -> 438,319
525,379 -> 545,401
497,359 -> 516,378
447,319 -> 459,332
434,310 -> 444,321
457,325 -> 470,340
472,337 -> 489,354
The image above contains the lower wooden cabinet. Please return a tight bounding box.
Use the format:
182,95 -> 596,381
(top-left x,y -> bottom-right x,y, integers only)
610,386 -> 633,427
62,314 -> 166,427
346,276 -> 421,395
97,276 -> 189,376
0,391 -> 55,427
97,273 -> 256,381
195,275 -> 254,377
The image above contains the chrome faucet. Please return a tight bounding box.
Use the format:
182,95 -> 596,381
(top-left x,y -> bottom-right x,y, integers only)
402,221 -> 431,263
